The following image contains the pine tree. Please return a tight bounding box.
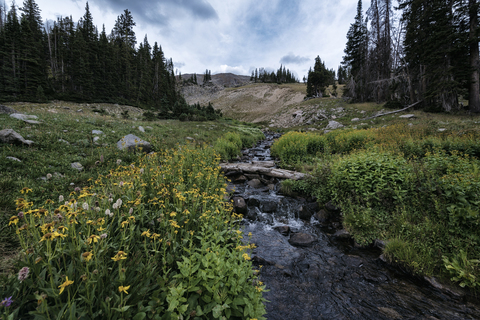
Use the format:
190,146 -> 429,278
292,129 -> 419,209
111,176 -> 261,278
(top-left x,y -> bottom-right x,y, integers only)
342,0 -> 369,101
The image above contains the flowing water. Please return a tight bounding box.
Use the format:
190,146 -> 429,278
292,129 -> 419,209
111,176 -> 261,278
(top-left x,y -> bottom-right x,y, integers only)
229,133 -> 480,320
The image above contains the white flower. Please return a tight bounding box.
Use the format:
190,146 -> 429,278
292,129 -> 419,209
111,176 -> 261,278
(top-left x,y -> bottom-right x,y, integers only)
95,207 -> 101,212
116,159 -> 122,165
109,198 -> 113,203
116,199 -> 122,208
59,195 -> 64,202
140,168 -> 144,174
82,202 -> 89,211
119,181 -> 124,187
129,208 -> 133,215
46,173 -> 52,180
105,209 -> 113,217
112,203 -> 118,210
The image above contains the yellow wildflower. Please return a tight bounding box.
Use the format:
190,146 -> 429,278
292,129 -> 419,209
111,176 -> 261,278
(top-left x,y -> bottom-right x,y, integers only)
242,253 -> 251,261
20,187 -> 33,194
82,252 -> 93,262
151,233 -> 161,240
112,251 -> 127,262
9,216 -> 19,226
128,216 -> 135,222
141,230 -> 151,237
58,276 -> 74,294
87,235 -> 100,245
121,221 -> 129,228
118,285 -> 130,294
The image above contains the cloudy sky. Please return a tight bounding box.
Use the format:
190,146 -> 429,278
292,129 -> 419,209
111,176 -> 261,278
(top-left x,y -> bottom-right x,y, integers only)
13,0 -> 369,79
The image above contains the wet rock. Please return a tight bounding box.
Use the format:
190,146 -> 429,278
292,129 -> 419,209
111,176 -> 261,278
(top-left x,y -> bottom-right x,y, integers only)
374,239 -> 388,249
248,197 -> 261,207
233,175 -> 247,183
378,307 -> 402,319
252,161 -> 275,168
314,209 -> 330,223
424,276 -> 464,297
333,229 -> 351,239
0,129 -> 34,145
117,134 -> 152,153
288,233 -> 316,247
298,202 -> 320,221
275,226 -> 290,236
247,179 -> 263,188
245,173 -> 262,180
325,200 -> 341,213
232,197 -> 247,215
261,200 -> 278,213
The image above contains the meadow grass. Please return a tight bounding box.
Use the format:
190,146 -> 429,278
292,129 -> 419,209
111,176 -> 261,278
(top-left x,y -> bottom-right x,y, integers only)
0,102 -> 266,319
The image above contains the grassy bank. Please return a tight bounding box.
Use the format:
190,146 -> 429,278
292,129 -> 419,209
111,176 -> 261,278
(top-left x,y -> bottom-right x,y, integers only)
1,102 -> 266,319
272,122 -> 480,289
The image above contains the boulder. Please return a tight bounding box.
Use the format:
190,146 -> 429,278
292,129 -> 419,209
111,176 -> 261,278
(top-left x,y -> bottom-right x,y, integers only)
313,209 -> 330,223
10,113 -> 38,121
298,202 -> 320,221
325,120 -> 344,130
232,197 -> 247,215
325,201 -> 341,213
117,134 -> 152,153
0,105 -> 19,114
288,233 -> 316,247
399,114 -> 415,119
0,129 -> 34,145
71,162 -> 84,171
92,130 -> 103,135
275,226 -> 290,236
333,229 -> 351,239
247,179 -> 263,189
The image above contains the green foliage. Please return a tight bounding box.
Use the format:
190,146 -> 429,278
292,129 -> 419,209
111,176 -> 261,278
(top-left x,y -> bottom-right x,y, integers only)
2,144 -> 266,319
443,250 -> 480,288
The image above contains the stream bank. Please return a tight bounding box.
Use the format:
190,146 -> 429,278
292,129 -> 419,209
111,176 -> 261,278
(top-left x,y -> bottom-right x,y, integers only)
222,133 -> 480,320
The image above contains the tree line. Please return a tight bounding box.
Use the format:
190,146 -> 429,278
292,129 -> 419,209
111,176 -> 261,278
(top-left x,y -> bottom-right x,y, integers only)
341,0 -> 480,113
0,0 -> 191,116
250,65 -> 298,84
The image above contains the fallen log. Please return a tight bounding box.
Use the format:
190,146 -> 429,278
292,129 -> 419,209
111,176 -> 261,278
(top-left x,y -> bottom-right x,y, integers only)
364,101 -> 422,120
220,162 -> 307,180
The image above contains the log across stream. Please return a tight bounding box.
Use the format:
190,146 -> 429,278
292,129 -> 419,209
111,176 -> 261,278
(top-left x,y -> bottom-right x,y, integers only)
222,133 -> 480,320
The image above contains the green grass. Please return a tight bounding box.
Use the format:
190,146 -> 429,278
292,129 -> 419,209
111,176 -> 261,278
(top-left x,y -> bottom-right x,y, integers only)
273,120 -> 480,290
0,102 -> 264,274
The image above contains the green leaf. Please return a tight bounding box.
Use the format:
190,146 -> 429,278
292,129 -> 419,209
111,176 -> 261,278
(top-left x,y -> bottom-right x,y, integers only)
133,312 -> 147,320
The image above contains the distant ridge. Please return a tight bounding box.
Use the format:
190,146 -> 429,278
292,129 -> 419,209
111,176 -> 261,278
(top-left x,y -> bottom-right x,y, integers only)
177,73 -> 251,88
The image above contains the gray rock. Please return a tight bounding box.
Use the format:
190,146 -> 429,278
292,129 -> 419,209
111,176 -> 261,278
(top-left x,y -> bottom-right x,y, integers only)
10,113 -> 38,121
58,139 -> 70,144
325,201 -> 341,213
232,197 -> 247,215
0,105 -> 19,114
374,239 -> 388,249
24,120 -> 41,124
138,126 -> 145,133
6,156 -> 21,162
313,209 -> 330,223
288,233 -> 316,247
275,226 -> 290,236
351,118 -> 360,122
117,134 -> 152,153
438,128 -> 447,132
146,126 -> 153,130
93,136 -> 100,143
399,114 -> 415,119
92,130 -> 103,135
71,162 -> 83,171
0,129 -> 34,145
247,179 -> 263,189
186,136 -> 194,141
261,200 -> 278,213
326,120 -> 344,130
333,229 -> 351,239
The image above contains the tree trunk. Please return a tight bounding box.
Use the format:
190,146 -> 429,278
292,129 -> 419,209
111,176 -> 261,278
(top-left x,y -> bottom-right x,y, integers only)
469,0 -> 480,112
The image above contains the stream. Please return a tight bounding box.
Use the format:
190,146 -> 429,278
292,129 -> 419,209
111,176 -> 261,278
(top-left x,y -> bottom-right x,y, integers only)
226,133 -> 480,320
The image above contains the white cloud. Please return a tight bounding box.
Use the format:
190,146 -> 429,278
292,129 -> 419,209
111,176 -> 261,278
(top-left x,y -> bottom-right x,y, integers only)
215,65 -> 249,75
